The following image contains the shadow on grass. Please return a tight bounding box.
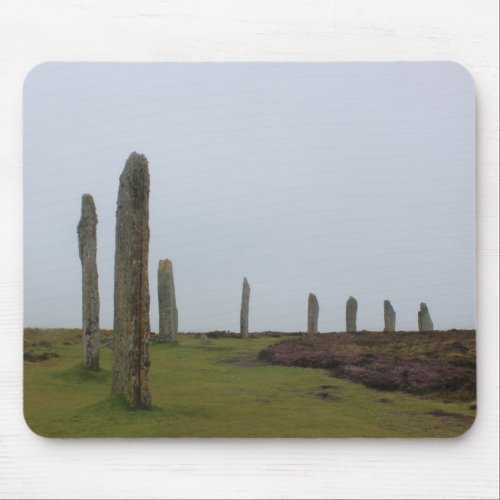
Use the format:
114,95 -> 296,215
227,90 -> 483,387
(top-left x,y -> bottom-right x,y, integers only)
53,363 -> 111,383
83,395 -> 163,414
79,396 -> 214,427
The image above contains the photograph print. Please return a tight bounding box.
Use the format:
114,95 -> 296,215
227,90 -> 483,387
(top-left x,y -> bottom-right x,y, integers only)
23,62 -> 475,437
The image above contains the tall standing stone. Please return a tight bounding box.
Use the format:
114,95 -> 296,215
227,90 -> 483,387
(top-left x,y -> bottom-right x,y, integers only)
240,277 -> 250,338
307,293 -> 319,334
77,194 -> 100,370
418,302 -> 434,331
111,152 -> 151,408
158,259 -> 178,342
346,296 -> 358,332
383,300 -> 396,332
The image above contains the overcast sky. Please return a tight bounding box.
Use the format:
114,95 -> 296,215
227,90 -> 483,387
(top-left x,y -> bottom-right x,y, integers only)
24,62 -> 475,332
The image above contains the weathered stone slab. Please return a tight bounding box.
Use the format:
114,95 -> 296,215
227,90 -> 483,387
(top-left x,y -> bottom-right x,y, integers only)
418,302 -> 434,331
240,277 -> 250,338
158,259 -> 178,342
383,300 -> 396,332
77,194 -> 100,370
346,296 -> 358,332
111,152 -> 152,408
307,293 -> 319,334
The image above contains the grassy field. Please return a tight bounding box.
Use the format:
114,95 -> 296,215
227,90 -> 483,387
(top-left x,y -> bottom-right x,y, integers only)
24,328 -> 475,438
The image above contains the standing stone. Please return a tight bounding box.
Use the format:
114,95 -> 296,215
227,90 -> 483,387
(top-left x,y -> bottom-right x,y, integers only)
157,259 -> 178,342
346,296 -> 358,332
307,293 -> 319,334
418,302 -> 434,331
383,300 -> 396,332
240,277 -> 250,338
111,152 -> 151,408
77,194 -> 100,370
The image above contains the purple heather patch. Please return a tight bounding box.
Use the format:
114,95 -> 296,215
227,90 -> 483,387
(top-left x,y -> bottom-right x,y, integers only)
258,331 -> 475,399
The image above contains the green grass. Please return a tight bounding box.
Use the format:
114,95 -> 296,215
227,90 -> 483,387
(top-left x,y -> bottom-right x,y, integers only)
23,331 -> 476,438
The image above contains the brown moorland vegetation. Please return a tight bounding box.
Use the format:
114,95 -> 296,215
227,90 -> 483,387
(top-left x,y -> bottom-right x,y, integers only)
258,330 -> 476,401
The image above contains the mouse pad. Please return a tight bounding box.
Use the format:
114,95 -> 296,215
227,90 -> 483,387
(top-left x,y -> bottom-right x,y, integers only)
23,62 -> 476,437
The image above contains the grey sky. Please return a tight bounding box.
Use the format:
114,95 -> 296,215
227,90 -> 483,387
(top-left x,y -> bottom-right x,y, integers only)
24,62 -> 475,332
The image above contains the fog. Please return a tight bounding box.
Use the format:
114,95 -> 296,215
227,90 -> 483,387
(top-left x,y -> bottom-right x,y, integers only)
24,62 -> 475,332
